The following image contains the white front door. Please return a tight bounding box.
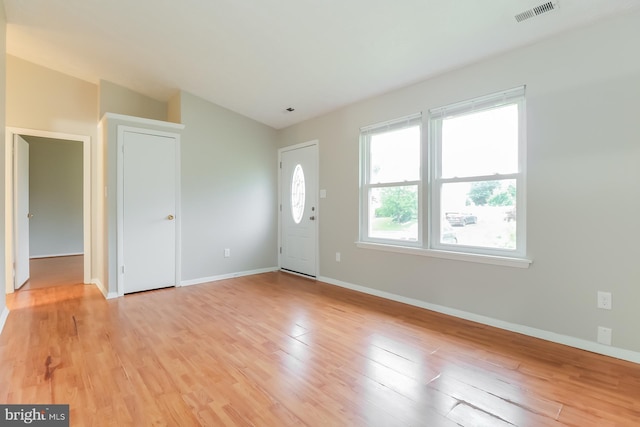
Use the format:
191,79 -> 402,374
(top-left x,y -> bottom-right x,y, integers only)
121,130 -> 177,293
14,135 -> 30,289
280,143 -> 318,277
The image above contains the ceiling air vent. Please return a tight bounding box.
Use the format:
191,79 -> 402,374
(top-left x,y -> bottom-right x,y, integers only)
515,1 -> 558,23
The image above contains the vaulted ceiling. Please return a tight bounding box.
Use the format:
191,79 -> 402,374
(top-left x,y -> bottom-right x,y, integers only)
5,0 -> 639,129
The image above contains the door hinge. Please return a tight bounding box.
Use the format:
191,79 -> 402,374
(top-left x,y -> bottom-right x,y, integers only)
279,247 -> 282,254
121,265 -> 125,274
279,204 -> 282,211
279,161 -> 282,169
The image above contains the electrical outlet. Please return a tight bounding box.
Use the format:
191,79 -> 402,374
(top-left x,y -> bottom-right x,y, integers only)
597,291 -> 612,310
597,326 -> 612,345
335,252 -> 341,262
224,248 -> 231,258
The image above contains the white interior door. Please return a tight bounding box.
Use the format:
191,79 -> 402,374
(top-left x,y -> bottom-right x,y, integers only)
280,143 -> 318,277
14,135 -> 30,289
122,130 -> 177,293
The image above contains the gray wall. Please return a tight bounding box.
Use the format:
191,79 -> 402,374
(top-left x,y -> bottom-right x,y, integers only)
278,11 -> 640,356
177,91 -> 279,282
103,91 -> 278,294
26,136 -> 83,257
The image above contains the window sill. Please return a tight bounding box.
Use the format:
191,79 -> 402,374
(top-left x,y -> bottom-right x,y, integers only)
355,241 -> 532,269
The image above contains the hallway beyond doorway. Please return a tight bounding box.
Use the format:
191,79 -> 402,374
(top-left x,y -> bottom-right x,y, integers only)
18,255 -> 83,291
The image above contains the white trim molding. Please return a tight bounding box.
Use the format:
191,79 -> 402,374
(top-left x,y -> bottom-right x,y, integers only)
181,267 -> 279,287
317,275 -> 640,364
30,252 -> 84,259
0,306 -> 9,335
101,113 -> 185,131
356,241 -> 531,268
5,127 -> 92,295
92,279 -> 117,299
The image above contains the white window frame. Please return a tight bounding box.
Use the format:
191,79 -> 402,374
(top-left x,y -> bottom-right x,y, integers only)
428,86 -> 527,259
359,113 -> 423,246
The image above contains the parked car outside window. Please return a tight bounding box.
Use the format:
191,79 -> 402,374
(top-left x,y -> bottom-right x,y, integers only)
445,212 -> 477,227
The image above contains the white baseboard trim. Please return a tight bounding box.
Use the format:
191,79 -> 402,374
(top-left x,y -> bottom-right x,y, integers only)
92,278 -> 118,299
181,267 -> 279,287
317,275 -> 640,364
30,252 -> 84,259
0,306 -> 9,336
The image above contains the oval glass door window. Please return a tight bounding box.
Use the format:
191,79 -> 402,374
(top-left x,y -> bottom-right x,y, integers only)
291,164 -> 306,224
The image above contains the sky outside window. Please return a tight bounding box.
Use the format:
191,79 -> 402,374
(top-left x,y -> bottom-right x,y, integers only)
370,126 -> 420,183
441,105 -> 518,178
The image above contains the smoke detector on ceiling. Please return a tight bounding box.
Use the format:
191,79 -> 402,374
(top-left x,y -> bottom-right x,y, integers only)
515,1 -> 559,23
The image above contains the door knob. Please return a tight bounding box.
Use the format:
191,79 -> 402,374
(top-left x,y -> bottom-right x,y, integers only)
27,213 -> 34,219
167,214 -> 175,220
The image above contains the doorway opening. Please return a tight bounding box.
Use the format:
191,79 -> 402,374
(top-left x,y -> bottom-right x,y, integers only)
5,128 -> 91,294
20,255 -> 84,291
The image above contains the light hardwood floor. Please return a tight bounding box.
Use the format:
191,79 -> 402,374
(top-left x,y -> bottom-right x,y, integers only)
1,271 -> 640,426
18,255 -> 84,291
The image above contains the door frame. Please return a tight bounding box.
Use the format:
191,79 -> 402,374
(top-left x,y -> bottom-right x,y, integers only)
116,125 -> 181,296
5,127 -> 92,294
278,140 -> 319,277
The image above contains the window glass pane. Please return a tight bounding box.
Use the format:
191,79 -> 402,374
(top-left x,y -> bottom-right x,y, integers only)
441,104 -> 518,178
291,164 -> 305,224
369,185 -> 418,241
440,180 -> 516,250
370,126 -> 420,183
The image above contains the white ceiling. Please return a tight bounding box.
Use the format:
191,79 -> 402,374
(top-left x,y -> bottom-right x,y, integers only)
4,0 -> 639,129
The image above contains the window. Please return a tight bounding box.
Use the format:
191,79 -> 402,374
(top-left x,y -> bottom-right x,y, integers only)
429,86 -> 526,258
291,164 -> 305,224
360,114 -> 422,244
358,87 -> 527,265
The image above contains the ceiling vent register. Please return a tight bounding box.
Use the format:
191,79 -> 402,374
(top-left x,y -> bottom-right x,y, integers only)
515,1 -> 558,23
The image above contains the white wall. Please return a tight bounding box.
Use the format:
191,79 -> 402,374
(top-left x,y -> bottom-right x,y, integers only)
278,11 -> 640,357
26,136 -> 83,257
177,91 -> 279,283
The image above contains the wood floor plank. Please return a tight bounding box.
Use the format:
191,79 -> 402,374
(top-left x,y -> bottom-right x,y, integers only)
429,353 -> 564,419
2,267 -> 640,426
428,373 -> 559,426
447,402 -> 515,427
19,255 -> 84,291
